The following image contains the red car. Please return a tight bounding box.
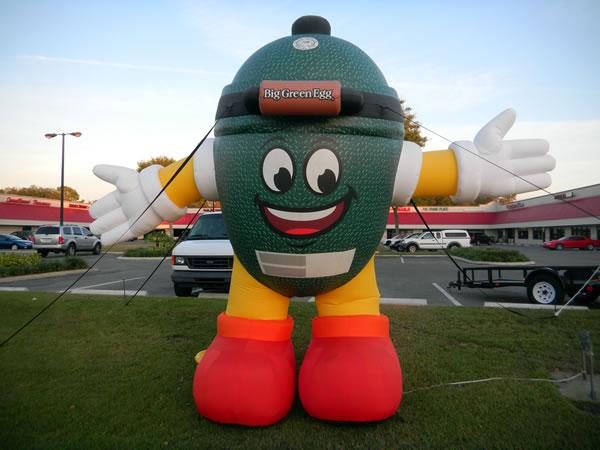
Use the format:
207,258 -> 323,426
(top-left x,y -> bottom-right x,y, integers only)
542,235 -> 599,251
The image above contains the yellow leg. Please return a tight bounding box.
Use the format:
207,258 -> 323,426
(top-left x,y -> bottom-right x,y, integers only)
226,255 -> 291,320
315,256 -> 380,317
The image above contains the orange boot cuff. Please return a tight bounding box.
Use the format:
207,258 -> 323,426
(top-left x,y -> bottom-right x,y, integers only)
217,313 -> 294,342
312,314 -> 389,338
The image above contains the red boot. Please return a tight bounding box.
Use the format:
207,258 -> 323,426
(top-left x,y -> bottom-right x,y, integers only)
299,314 -> 402,422
193,313 -> 295,426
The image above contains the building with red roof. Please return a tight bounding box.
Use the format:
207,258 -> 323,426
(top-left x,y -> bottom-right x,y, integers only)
1,183 -> 599,244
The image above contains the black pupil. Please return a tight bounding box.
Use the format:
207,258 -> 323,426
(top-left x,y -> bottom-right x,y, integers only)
317,169 -> 337,194
274,168 -> 293,192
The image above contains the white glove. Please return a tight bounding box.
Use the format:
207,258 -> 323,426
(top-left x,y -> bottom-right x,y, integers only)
450,108 -> 555,202
89,165 -> 187,246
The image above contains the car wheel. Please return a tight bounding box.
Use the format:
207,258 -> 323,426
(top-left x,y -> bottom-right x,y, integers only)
586,244 -> 594,251
555,244 -> 564,250
527,275 -> 564,305
11,244 -> 18,250
92,243 -> 102,255
407,244 -> 418,253
65,244 -> 76,257
174,284 -> 193,297
447,243 -> 460,250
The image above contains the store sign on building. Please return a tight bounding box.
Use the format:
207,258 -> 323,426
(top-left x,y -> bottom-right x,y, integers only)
506,201 -> 525,210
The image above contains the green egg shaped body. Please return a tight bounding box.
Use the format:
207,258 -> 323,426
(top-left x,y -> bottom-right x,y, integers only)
214,30 -> 404,297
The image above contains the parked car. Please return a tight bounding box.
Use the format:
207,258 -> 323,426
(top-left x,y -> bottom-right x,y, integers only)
470,233 -> 494,245
11,230 -> 35,241
171,212 -> 233,296
389,232 -> 422,251
382,234 -> 404,247
0,234 -> 33,250
32,224 -> 102,257
542,235 -> 599,251
395,230 -> 471,253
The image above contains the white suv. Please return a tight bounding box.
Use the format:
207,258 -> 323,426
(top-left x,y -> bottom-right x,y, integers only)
170,213 -> 233,296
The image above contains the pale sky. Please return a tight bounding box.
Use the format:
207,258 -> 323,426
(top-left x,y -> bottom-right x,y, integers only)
1,0 -> 599,202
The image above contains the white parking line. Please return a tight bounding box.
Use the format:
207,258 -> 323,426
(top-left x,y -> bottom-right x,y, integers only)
400,257 -> 405,264
432,282 -> 462,306
65,289 -> 148,296
73,277 -> 146,290
484,302 -> 588,311
0,287 -> 29,292
380,298 -> 427,306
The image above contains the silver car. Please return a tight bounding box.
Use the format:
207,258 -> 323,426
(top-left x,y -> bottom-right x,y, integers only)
33,224 -> 101,257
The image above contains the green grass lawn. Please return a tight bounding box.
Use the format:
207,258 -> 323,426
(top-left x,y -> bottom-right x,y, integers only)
1,292 -> 599,448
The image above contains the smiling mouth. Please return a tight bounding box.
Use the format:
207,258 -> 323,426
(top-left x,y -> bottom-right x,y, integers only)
256,188 -> 356,239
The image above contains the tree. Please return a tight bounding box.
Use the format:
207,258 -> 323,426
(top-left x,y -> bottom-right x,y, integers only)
0,185 -> 80,201
136,156 -> 177,173
401,100 -> 428,147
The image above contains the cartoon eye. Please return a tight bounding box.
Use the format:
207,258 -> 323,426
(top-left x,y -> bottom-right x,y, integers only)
261,147 -> 295,193
304,148 -> 341,195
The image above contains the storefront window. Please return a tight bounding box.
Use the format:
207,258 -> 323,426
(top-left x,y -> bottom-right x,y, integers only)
550,228 -> 564,240
532,228 -> 544,240
518,229 -> 529,239
571,226 -> 590,237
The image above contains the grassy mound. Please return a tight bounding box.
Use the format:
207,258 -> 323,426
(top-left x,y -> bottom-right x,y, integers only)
449,247 -> 531,263
0,256 -> 87,277
122,247 -> 172,257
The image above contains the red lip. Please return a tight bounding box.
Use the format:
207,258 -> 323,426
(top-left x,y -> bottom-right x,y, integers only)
263,201 -> 345,236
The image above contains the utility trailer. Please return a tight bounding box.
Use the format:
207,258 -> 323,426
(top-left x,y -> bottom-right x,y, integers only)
448,265 -> 600,305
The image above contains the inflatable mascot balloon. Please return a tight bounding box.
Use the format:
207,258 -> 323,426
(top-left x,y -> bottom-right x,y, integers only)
90,16 -> 555,425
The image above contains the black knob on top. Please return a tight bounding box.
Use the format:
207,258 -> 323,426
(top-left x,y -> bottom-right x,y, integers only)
292,16 -> 331,36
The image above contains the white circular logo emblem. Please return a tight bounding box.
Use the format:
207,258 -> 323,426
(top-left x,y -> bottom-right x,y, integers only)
293,37 -> 319,51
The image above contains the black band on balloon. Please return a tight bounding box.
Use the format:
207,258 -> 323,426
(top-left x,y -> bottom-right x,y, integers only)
215,86 -> 403,122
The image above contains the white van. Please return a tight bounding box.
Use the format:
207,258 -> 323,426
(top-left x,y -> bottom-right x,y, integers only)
170,212 -> 233,296
395,230 -> 471,253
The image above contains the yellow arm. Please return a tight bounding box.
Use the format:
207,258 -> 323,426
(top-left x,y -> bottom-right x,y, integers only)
413,150 -> 459,197
158,158 -> 203,208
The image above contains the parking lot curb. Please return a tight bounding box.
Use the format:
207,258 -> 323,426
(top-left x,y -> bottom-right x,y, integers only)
451,257 -> 537,266
376,253 -> 445,257
0,268 -> 97,283
117,256 -> 167,260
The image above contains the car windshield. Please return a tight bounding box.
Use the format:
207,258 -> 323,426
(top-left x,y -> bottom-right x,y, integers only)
6,235 -> 21,240
558,236 -> 570,241
36,226 -> 59,235
186,214 -> 228,240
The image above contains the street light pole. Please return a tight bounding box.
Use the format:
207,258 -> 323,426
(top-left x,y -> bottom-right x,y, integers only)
60,134 -> 65,226
44,132 -> 82,226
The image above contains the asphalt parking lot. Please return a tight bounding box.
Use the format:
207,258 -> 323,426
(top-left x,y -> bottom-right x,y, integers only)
1,244 -> 598,309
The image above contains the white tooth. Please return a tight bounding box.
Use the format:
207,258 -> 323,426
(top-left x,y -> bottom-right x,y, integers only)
266,206 -> 335,222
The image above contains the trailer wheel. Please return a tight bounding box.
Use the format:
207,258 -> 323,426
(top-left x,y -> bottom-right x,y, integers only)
527,275 -> 564,305
575,290 -> 599,303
